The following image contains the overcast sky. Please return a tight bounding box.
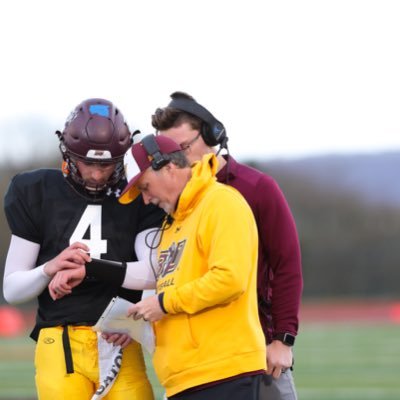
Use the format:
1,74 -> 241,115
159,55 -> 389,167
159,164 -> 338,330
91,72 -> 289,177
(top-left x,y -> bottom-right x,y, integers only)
1,0 -> 400,163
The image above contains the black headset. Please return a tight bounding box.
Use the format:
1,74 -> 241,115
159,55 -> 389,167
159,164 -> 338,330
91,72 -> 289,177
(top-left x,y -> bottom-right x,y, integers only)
168,97 -> 228,148
141,134 -> 171,171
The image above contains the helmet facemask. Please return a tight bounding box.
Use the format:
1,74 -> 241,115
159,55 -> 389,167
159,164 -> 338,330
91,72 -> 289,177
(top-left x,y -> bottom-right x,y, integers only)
60,146 -> 125,201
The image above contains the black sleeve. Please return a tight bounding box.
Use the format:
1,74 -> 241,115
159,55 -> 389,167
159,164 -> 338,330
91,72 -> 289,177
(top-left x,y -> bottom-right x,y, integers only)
85,258 -> 143,303
117,287 -> 143,303
85,258 -> 127,286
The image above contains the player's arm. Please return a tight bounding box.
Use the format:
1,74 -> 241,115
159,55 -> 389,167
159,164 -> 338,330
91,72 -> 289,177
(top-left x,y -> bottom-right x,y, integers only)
3,235 -> 47,304
48,229 -> 160,300
87,228 -> 159,288
3,235 -> 91,304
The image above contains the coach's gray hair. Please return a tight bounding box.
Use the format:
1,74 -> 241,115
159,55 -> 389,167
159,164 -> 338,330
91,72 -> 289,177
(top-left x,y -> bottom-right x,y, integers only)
169,151 -> 190,168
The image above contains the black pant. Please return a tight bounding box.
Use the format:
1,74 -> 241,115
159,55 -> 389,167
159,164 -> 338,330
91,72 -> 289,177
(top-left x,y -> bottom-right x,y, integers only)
169,375 -> 261,400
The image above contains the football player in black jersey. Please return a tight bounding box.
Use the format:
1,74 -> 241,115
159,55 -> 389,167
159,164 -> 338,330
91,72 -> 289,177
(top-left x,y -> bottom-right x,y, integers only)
3,98 -> 164,400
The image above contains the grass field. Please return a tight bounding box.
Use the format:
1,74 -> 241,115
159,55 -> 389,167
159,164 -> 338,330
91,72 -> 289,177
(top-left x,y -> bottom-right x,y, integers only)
0,322 -> 399,400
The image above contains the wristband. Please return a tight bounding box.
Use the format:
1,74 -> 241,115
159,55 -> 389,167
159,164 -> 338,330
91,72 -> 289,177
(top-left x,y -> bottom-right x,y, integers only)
85,258 -> 127,287
158,292 -> 168,314
273,333 -> 296,346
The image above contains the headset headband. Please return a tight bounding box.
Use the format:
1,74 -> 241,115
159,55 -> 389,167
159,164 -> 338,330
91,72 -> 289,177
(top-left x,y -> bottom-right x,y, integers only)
168,97 -> 227,147
141,135 -> 171,171
168,98 -> 218,127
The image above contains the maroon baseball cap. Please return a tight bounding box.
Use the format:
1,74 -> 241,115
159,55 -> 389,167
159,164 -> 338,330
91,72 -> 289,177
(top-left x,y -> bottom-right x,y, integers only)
119,134 -> 182,204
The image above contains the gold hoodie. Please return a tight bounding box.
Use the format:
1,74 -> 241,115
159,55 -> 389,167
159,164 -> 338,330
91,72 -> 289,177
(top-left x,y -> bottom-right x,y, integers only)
154,154 -> 266,396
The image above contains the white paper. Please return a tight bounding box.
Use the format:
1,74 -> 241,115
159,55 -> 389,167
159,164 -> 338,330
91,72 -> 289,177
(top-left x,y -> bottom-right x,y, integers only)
93,296 -> 155,354
91,334 -> 122,400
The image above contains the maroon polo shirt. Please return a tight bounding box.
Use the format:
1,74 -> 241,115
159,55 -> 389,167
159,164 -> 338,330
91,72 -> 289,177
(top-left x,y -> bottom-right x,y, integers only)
217,155 -> 303,343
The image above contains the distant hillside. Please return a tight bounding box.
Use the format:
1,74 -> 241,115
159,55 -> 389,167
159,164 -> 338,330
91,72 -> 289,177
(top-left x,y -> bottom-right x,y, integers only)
252,151 -> 400,208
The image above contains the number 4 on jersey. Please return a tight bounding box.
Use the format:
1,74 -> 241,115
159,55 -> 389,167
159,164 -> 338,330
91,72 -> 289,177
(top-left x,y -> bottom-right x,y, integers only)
70,205 -> 107,259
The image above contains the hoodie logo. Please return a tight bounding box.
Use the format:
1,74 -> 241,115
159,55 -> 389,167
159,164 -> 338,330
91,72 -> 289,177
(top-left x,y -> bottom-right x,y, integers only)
158,239 -> 186,278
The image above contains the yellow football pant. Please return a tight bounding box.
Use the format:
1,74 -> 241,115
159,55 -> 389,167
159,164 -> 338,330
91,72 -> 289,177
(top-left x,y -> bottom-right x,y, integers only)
34,326 -> 154,400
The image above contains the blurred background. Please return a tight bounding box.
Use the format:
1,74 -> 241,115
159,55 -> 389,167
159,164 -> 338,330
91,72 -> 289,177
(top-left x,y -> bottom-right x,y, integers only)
1,1 -> 399,399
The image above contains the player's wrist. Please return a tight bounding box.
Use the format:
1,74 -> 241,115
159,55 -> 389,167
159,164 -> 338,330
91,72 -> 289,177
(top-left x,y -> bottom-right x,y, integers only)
43,262 -> 56,278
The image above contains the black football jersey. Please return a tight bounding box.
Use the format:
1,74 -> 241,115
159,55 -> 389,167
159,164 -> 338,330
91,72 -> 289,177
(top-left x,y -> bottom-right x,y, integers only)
4,168 -> 165,334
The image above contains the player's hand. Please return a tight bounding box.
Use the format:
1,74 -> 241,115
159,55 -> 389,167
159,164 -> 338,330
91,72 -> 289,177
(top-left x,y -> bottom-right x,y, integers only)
127,295 -> 166,322
266,340 -> 293,379
48,266 -> 86,300
44,242 -> 91,277
101,333 -> 132,348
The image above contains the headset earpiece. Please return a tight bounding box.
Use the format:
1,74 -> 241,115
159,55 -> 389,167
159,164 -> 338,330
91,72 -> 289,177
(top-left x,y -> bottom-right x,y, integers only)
168,97 -> 227,147
141,135 -> 171,171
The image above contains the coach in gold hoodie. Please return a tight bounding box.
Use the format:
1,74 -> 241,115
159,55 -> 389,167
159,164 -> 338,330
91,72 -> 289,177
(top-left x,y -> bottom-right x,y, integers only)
120,134 -> 266,400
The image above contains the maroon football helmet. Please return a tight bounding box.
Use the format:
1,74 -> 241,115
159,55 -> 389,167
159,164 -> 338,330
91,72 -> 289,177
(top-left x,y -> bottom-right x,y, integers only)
56,98 -> 134,200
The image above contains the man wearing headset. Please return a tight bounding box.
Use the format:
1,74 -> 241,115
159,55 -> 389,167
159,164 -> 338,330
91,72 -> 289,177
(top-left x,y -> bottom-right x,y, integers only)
150,92 -> 303,400
3,98 -> 164,400
122,134 -> 266,399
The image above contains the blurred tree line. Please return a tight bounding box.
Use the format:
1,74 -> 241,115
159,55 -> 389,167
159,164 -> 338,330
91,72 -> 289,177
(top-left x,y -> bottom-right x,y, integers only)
1,156 -> 399,305
253,161 -> 400,298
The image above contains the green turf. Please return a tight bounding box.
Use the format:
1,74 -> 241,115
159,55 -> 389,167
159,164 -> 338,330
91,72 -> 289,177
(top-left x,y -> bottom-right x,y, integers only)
0,323 -> 399,400
294,322 -> 400,400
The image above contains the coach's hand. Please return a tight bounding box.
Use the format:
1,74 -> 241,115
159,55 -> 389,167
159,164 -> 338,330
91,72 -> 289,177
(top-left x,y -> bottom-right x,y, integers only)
266,340 -> 293,379
127,295 -> 166,322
